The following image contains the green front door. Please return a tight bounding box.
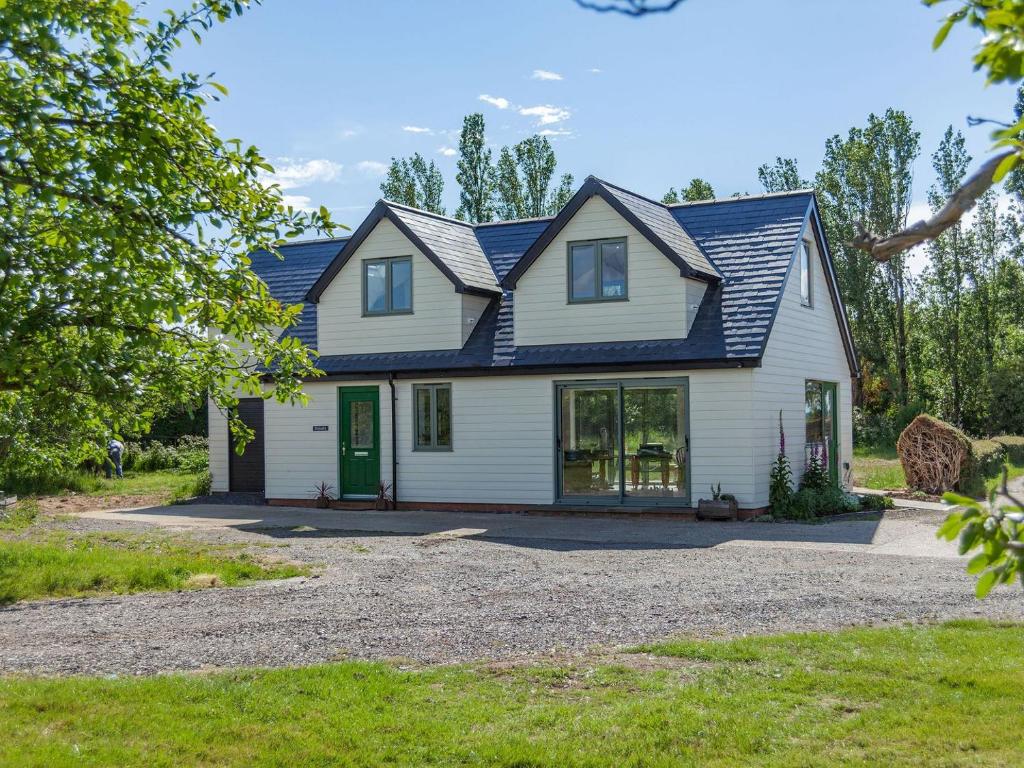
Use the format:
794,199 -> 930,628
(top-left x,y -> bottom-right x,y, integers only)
339,387 -> 380,497
822,381 -> 839,486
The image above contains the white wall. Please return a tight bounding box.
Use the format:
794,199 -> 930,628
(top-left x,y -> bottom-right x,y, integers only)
208,398 -> 230,493
253,369 -> 758,507
513,197 -> 692,346
461,293 -> 491,345
317,218 -> 464,355
752,219 -> 855,506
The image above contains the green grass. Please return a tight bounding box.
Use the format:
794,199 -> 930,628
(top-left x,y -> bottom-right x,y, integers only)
984,460 -> 1024,497
852,445 -> 906,490
0,531 -> 306,605
2,469 -> 206,501
0,622 -> 1021,766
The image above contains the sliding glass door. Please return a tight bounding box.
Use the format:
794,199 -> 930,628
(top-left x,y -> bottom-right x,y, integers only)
557,379 -> 689,505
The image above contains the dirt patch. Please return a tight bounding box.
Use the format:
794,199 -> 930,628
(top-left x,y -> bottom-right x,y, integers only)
36,494 -> 165,515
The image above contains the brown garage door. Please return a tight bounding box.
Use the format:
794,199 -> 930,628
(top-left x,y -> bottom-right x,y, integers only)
229,398 -> 265,494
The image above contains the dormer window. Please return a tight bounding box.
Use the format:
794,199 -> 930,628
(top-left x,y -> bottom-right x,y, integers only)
363,256 -> 412,315
568,238 -> 628,303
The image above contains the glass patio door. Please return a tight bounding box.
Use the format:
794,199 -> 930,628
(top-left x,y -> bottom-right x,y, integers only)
805,380 -> 839,486
556,380 -> 689,505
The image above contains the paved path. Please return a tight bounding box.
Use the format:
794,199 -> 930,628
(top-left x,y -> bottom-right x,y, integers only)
1,504 -> 1020,675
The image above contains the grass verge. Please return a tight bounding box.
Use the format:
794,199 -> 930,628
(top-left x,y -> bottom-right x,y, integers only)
852,445 -> 906,490
0,622 -> 1021,766
0,531 -> 306,604
2,469 -> 207,502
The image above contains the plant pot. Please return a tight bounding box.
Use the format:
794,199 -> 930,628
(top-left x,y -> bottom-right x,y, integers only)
315,497 -> 330,509
697,498 -> 738,520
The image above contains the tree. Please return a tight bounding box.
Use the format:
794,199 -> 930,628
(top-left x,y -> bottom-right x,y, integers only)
661,178 -> 714,203
816,109 -> 920,408
455,113 -> 495,223
494,135 -> 573,218
757,157 -> 808,193
0,0 -> 334,475
380,153 -> 445,214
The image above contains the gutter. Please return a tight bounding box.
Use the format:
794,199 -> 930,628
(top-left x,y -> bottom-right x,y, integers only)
388,372 -> 398,506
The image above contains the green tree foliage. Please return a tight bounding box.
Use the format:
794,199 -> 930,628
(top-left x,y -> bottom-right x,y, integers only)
380,153 -> 445,214
0,0 -> 334,477
455,113 -> 495,223
938,492 -> 1023,597
494,135 -> 574,218
757,157 -> 808,192
816,109 -> 920,409
662,178 -> 715,203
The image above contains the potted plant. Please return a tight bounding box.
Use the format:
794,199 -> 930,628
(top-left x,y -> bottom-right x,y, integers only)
697,483 -> 738,520
376,481 -> 395,511
312,482 -> 334,509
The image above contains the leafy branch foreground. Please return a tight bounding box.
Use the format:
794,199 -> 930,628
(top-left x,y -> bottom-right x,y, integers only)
1,622 -> 1021,766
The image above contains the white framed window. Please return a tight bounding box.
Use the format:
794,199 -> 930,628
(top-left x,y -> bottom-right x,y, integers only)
799,240 -> 812,308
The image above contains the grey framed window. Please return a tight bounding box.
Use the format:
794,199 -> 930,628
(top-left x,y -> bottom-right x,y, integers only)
413,383 -> 452,451
568,238 -> 628,303
363,256 -> 413,315
799,240 -> 812,308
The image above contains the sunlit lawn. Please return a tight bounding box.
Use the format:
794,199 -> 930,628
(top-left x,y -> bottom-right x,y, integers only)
852,445 -> 906,490
0,621 -> 1020,766
82,470 -> 203,500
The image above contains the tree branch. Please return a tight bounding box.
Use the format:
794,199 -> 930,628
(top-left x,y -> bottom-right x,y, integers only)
851,150 -> 1015,262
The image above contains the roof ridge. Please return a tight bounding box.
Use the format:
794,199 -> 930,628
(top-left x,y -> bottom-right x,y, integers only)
475,214 -> 556,227
668,189 -> 816,207
585,174 -> 674,210
382,199 -> 477,228
275,235 -> 351,247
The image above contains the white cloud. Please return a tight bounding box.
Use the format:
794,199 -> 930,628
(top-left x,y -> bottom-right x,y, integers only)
539,128 -> 573,137
437,146 -> 457,157
260,158 -> 342,190
338,128 -> 360,139
532,69 -> 563,81
356,160 -> 388,177
402,125 -> 432,133
518,104 -> 571,125
588,68 -> 602,74
280,194 -> 313,211
478,94 -> 510,110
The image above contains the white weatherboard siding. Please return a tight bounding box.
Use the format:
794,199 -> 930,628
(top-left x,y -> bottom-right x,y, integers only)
751,220 -> 854,507
317,218 -> 464,355
513,197 -> 689,345
461,293 -> 491,345
208,399 -> 230,493
257,369 -> 759,507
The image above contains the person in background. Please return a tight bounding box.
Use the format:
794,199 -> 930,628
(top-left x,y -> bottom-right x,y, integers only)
106,438 -> 125,479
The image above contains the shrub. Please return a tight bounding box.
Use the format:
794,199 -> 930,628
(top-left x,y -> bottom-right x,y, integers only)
769,411 -> 793,516
993,435 -> 1024,466
960,439 -> 1006,498
800,447 -> 829,491
120,436 -> 208,474
989,362 -> 1024,435
859,493 -> 895,511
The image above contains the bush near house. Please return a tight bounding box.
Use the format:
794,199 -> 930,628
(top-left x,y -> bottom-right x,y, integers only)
993,435 -> 1024,466
960,439 -> 1006,498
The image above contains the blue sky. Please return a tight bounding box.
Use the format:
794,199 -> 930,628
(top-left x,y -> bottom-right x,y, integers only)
175,0 -> 1017,231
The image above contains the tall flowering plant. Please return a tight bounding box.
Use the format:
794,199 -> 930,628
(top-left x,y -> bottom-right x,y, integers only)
769,410 -> 793,514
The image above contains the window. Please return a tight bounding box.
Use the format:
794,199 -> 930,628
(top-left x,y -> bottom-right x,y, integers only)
568,238 -> 628,302
799,240 -> 812,307
413,384 -> 452,450
363,256 -> 412,315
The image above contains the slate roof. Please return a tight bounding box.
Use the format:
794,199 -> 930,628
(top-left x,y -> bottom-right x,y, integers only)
249,237 -> 348,348
249,185 -> 855,378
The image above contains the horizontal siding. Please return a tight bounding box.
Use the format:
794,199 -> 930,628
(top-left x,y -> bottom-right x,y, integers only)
260,369 -> 758,507
514,197 -> 690,345
751,219 -> 855,507
208,398 -> 230,493
317,218 -> 463,355
461,293 -> 491,345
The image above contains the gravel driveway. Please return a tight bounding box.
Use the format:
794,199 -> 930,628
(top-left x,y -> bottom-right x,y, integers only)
1,504 -> 1021,675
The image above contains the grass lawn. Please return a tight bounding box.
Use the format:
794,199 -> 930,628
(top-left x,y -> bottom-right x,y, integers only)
80,470 -> 205,501
852,445 -> 906,490
1,621 -> 1021,766
0,529 -> 306,604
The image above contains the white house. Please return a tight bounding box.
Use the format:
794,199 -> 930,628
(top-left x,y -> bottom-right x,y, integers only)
209,177 -> 858,515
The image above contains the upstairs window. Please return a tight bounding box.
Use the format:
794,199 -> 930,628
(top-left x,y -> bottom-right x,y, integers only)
799,240 -> 812,308
568,238 -> 628,303
363,256 -> 413,315
414,383 -> 452,451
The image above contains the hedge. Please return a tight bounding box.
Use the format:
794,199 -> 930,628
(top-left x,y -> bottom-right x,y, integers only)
993,435 -> 1024,466
959,439 -> 1006,498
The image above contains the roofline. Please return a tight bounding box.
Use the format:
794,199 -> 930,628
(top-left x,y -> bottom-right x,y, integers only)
474,214 -> 556,227
380,199 -> 477,228
274,235 -> 352,247
667,188 -> 816,207
807,196 -> 860,377
502,176 -> 722,289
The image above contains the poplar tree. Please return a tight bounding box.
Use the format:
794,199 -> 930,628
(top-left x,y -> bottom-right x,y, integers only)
455,113 -> 495,223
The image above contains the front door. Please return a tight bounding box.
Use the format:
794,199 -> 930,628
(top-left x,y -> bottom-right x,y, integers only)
229,398 -> 265,493
339,387 -> 380,497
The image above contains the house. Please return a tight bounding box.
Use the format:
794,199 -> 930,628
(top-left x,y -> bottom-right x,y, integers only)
209,176 -> 858,515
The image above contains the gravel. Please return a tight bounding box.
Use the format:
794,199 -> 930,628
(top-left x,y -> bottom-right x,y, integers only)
1,509 -> 1021,676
